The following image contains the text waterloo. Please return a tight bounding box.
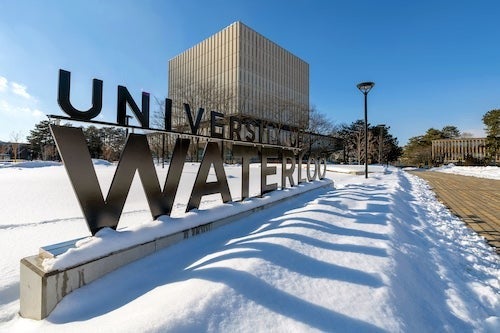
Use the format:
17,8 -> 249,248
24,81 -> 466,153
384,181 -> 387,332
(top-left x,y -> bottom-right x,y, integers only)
51,69 -> 327,235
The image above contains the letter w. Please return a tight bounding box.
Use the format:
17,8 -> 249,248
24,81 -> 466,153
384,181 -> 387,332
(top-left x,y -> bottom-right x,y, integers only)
50,125 -> 189,235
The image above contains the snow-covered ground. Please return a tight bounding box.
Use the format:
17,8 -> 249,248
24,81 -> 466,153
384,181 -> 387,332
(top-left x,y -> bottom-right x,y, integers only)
431,164 -> 500,180
0,162 -> 498,332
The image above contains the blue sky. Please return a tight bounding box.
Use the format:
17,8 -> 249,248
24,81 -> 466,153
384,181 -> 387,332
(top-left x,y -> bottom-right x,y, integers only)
0,0 -> 499,145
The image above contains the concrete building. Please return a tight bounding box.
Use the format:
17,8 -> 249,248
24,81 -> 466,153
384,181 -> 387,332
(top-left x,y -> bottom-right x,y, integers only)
431,138 -> 498,164
168,21 -> 309,134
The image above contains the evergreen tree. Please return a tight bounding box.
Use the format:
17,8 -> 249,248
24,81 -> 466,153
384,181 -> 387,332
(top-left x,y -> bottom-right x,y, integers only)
441,125 -> 461,139
100,127 -> 126,161
26,120 -> 56,160
482,109 -> 500,164
83,126 -> 103,159
402,126 -> 461,166
338,120 -> 401,164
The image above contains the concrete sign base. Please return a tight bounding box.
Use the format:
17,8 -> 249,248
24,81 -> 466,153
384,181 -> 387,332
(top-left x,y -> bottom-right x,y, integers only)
20,181 -> 333,320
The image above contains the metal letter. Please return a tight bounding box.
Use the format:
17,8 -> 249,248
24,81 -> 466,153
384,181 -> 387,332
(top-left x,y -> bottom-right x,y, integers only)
50,125 -> 167,235
117,86 -> 150,128
233,145 -> 258,200
259,120 -> 265,144
162,138 -> 190,212
318,156 -> 327,179
281,150 -> 296,188
297,152 -> 307,183
57,69 -> 103,120
210,111 -> 225,138
261,148 -> 278,194
307,155 -> 318,181
229,116 -> 242,141
183,103 -> 204,135
245,119 -> 256,142
165,98 -> 172,131
187,142 -> 232,211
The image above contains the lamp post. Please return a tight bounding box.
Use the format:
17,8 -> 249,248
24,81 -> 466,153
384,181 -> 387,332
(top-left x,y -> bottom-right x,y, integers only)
125,115 -> 132,136
356,81 -> 375,178
377,124 -> 386,165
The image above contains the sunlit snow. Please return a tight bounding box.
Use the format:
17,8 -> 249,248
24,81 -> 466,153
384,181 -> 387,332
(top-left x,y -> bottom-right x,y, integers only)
0,162 -> 498,332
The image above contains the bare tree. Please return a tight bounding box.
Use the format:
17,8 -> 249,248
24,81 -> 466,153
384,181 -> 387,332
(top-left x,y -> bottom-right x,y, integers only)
169,80 -> 236,134
152,80 -> 237,162
9,131 -> 22,162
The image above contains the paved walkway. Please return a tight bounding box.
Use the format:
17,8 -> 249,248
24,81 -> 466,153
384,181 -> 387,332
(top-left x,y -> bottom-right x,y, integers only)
408,171 -> 500,254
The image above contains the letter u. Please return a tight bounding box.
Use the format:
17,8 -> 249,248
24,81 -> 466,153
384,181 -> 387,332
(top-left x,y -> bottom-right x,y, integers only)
57,69 -> 103,120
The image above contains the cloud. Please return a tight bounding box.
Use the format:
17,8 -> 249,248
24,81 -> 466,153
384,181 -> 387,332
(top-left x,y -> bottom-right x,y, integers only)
463,128 -> 486,138
0,76 -> 44,120
0,100 -> 9,113
0,76 -> 7,92
31,108 -> 44,118
10,82 -> 32,99
0,78 -> 44,120
0,77 -> 45,142
0,99 -> 43,118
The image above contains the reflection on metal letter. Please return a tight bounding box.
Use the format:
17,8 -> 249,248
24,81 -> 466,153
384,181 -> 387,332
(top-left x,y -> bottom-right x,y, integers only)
233,145 -> 258,200
307,155 -> 318,181
297,152 -> 307,184
162,138 -> 190,213
318,156 -> 327,179
261,148 -> 278,194
187,142 -> 232,211
281,150 -> 296,188
50,125 -> 167,235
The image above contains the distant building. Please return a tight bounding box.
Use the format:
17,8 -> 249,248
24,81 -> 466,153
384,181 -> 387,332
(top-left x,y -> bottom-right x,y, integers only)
431,138 -> 498,164
168,21 -> 309,133
0,142 -> 30,161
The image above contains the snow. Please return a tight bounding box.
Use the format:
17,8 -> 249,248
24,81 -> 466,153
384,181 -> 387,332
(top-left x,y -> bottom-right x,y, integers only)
0,163 -> 498,332
431,164 -> 500,180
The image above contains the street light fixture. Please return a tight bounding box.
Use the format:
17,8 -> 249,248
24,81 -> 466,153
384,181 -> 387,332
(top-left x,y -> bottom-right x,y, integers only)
356,81 -> 375,178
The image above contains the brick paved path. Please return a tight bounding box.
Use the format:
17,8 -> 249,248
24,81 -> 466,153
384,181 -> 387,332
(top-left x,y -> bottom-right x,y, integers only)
408,171 -> 500,254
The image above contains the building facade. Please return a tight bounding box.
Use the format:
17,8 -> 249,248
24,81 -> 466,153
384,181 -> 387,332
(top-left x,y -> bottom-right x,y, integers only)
431,138 -> 498,164
168,21 -> 309,133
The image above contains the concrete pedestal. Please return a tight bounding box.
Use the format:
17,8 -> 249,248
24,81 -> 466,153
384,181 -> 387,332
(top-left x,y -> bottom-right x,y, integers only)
20,181 -> 333,319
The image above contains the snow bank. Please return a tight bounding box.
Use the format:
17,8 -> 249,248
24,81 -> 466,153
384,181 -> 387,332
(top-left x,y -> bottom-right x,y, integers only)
0,164 -> 498,332
0,160 -> 61,168
41,179 -> 332,271
327,164 -> 387,174
431,164 -> 500,180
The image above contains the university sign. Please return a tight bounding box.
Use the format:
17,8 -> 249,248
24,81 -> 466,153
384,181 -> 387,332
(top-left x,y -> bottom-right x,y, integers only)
19,70 -> 331,320
50,69 -> 327,235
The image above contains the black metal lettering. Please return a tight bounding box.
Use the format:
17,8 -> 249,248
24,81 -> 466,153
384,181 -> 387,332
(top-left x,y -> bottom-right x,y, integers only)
307,155 -> 318,181
164,98 -> 172,131
50,125 -> 167,235
210,111 -> 224,138
162,138 -> 190,214
282,150 -> 296,188
233,145 -> 258,200
261,148 -> 278,194
318,156 -> 327,179
187,142 -> 232,211
57,69 -> 103,120
229,116 -> 242,141
297,152 -> 307,184
183,103 -> 204,135
245,119 -> 256,142
259,120 -> 265,144
117,86 -> 150,128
